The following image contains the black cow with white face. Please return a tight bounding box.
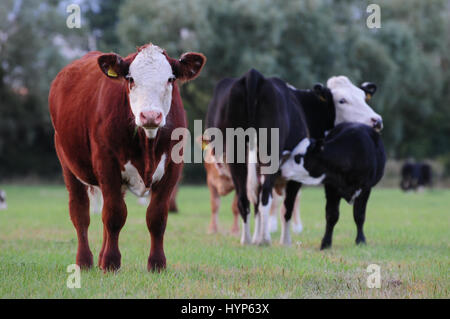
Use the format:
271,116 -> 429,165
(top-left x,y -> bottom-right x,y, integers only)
275,76 -> 382,245
400,161 -> 433,191
0,190 -> 7,210
205,69 -> 383,246
283,123 -> 386,249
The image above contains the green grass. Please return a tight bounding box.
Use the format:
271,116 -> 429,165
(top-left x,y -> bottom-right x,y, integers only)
0,184 -> 448,298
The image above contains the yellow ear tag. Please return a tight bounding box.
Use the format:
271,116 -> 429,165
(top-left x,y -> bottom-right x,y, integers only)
202,140 -> 208,150
107,67 -> 118,78
319,95 -> 327,102
366,93 -> 372,101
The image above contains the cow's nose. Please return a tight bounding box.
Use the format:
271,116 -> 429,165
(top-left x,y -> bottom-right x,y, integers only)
140,111 -> 163,128
371,117 -> 383,131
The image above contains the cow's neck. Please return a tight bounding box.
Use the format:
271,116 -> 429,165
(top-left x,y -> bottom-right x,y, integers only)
295,90 -> 335,139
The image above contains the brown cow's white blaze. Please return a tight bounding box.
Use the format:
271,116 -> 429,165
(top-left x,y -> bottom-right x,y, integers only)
128,45 -> 175,138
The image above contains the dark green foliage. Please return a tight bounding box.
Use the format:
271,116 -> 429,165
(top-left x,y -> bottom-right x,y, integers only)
1,0 -> 449,180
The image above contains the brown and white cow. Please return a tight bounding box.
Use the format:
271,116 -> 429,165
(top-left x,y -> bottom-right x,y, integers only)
49,43 -> 205,271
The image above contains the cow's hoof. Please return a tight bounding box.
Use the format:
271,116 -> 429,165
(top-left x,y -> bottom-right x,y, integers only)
230,227 -> 240,237
279,238 -> 292,246
76,252 -> 93,270
320,241 -> 332,250
253,237 -> 271,246
100,252 -> 121,272
148,255 -> 166,272
208,226 -> 219,234
355,237 -> 367,245
258,239 -> 271,246
241,236 -> 252,245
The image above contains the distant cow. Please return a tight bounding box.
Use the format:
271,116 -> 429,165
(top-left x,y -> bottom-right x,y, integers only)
282,122 -> 386,249
49,43 -> 206,271
400,161 -> 433,191
0,190 -> 6,210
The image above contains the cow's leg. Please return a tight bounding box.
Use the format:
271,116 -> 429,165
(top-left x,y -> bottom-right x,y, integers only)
254,175 -> 276,246
251,202 -> 262,244
98,179 -> 127,271
62,167 -> 93,269
98,224 -> 107,268
146,164 -> 180,271
228,163 -> 251,245
280,181 -> 302,246
230,193 -> 240,235
321,184 -> 341,250
168,185 -> 178,213
146,189 -> 169,271
291,191 -> 303,234
208,185 -> 220,234
268,192 -> 281,233
353,188 -> 371,245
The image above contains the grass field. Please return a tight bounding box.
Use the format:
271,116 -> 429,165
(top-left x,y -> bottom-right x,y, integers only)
0,184 -> 448,298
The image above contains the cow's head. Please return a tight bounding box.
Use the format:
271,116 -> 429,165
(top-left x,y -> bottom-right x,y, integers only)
98,44 -> 206,138
327,76 -> 383,132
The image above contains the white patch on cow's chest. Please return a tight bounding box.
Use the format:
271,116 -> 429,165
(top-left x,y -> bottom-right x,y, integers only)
281,138 -> 325,185
349,189 -> 362,205
121,154 -> 166,196
152,153 -> 167,184
122,161 -> 148,197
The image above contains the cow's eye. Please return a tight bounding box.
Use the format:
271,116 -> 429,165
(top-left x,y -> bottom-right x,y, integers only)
339,98 -> 347,104
127,76 -> 135,89
168,77 -> 176,84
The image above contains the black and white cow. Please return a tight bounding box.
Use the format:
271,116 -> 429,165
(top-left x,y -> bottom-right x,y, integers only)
282,122 -> 386,248
205,69 -> 383,246
400,161 -> 433,191
0,190 -> 7,210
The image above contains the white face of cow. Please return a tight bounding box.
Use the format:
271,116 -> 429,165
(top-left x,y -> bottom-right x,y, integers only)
327,76 -> 383,131
127,45 -> 175,138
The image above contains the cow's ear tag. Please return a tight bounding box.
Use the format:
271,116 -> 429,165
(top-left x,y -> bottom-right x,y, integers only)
201,140 -> 208,150
107,67 -> 118,78
319,95 -> 327,102
365,93 -> 372,101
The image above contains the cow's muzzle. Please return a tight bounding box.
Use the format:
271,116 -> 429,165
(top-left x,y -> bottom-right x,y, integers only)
371,117 -> 383,132
140,110 -> 163,129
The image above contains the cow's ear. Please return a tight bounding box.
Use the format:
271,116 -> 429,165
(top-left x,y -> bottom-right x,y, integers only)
98,53 -> 130,79
313,83 -> 328,102
360,82 -> 377,101
172,52 -> 206,82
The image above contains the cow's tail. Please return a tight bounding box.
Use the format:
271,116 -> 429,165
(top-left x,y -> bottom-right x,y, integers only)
244,69 -> 262,206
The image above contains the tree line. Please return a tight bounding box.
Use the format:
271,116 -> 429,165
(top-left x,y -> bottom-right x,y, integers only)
0,0 -> 449,182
